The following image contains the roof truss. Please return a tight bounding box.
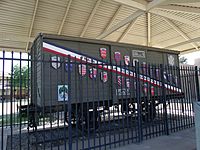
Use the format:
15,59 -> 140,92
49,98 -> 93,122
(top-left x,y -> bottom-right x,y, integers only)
112,0 -> 146,10
117,18 -> 137,42
166,37 -> 200,49
96,10 -> 144,39
104,5 -> 123,32
158,5 -> 200,14
97,0 -> 168,39
58,0 -> 73,35
163,18 -> 199,50
25,0 -> 39,52
163,0 -> 200,5
150,9 -> 200,28
80,0 -> 102,37
147,12 -> 151,46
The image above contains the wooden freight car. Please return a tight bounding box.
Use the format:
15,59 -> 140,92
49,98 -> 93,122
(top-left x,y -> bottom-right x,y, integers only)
29,33 -> 183,129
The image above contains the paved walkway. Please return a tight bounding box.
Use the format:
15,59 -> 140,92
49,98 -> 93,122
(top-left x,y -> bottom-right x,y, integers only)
1,126 -> 196,150
116,127 -> 196,150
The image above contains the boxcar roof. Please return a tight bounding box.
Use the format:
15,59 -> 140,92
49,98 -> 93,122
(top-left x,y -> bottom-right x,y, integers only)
34,33 -> 180,55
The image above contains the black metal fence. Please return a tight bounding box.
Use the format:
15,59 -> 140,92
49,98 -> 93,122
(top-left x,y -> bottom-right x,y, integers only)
0,52 -> 199,150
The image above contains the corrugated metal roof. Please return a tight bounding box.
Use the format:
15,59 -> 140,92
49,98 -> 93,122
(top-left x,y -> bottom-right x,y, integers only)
0,0 -> 200,53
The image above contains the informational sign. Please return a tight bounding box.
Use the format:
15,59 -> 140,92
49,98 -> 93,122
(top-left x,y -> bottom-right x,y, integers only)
58,85 -> 68,101
132,50 -> 145,58
51,56 -> 61,69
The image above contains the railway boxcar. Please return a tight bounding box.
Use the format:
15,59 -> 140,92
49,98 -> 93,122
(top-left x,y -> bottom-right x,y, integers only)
30,33 -> 183,128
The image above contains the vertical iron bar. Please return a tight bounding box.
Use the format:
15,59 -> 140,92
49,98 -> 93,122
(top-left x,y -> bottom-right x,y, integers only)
19,52 -> 22,149
195,66 -> 200,101
10,51 -> 14,149
49,54 -> 53,150
74,58 -> 79,150
1,51 -> 5,150
135,61 -> 142,142
42,53 -> 46,150
120,61 -> 125,146
160,64 -> 169,135
63,57 -> 67,150
68,56 -> 72,150
86,59 -> 90,149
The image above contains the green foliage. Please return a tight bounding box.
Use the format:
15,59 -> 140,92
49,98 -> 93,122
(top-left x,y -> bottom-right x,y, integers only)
179,56 -> 187,64
12,65 -> 29,88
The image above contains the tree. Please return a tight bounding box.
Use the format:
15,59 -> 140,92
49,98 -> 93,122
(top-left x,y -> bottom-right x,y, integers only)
179,57 -> 188,64
11,64 -> 29,88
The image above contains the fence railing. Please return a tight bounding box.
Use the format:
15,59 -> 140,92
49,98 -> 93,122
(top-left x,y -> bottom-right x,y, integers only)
0,52 -> 199,150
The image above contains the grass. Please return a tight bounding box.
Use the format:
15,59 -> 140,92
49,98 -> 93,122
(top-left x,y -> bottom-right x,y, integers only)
0,114 -> 28,126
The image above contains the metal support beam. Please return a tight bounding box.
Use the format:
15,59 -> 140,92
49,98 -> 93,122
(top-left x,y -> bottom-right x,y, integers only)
96,10 -> 144,39
166,37 -> 200,49
80,0 -> 101,37
147,12 -> 151,46
58,0 -> 73,35
150,9 -> 200,28
117,18 -> 137,42
163,18 -> 198,50
25,0 -> 39,52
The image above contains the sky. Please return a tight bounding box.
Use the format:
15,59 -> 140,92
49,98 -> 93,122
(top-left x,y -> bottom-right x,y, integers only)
0,51 -> 29,76
180,51 -> 200,65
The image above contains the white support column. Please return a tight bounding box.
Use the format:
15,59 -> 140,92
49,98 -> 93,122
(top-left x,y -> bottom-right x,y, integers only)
117,18 -> 137,42
80,0 -> 101,37
147,12 -> 151,46
25,0 -> 39,52
164,18 -> 199,50
58,0 -> 73,35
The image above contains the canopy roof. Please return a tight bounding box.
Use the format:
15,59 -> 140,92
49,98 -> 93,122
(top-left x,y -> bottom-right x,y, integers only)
1,0 -> 200,54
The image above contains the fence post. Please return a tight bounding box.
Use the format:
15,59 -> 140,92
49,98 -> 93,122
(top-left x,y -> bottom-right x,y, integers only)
68,56 -> 72,150
160,64 -> 169,135
135,62 -> 143,142
195,66 -> 200,102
